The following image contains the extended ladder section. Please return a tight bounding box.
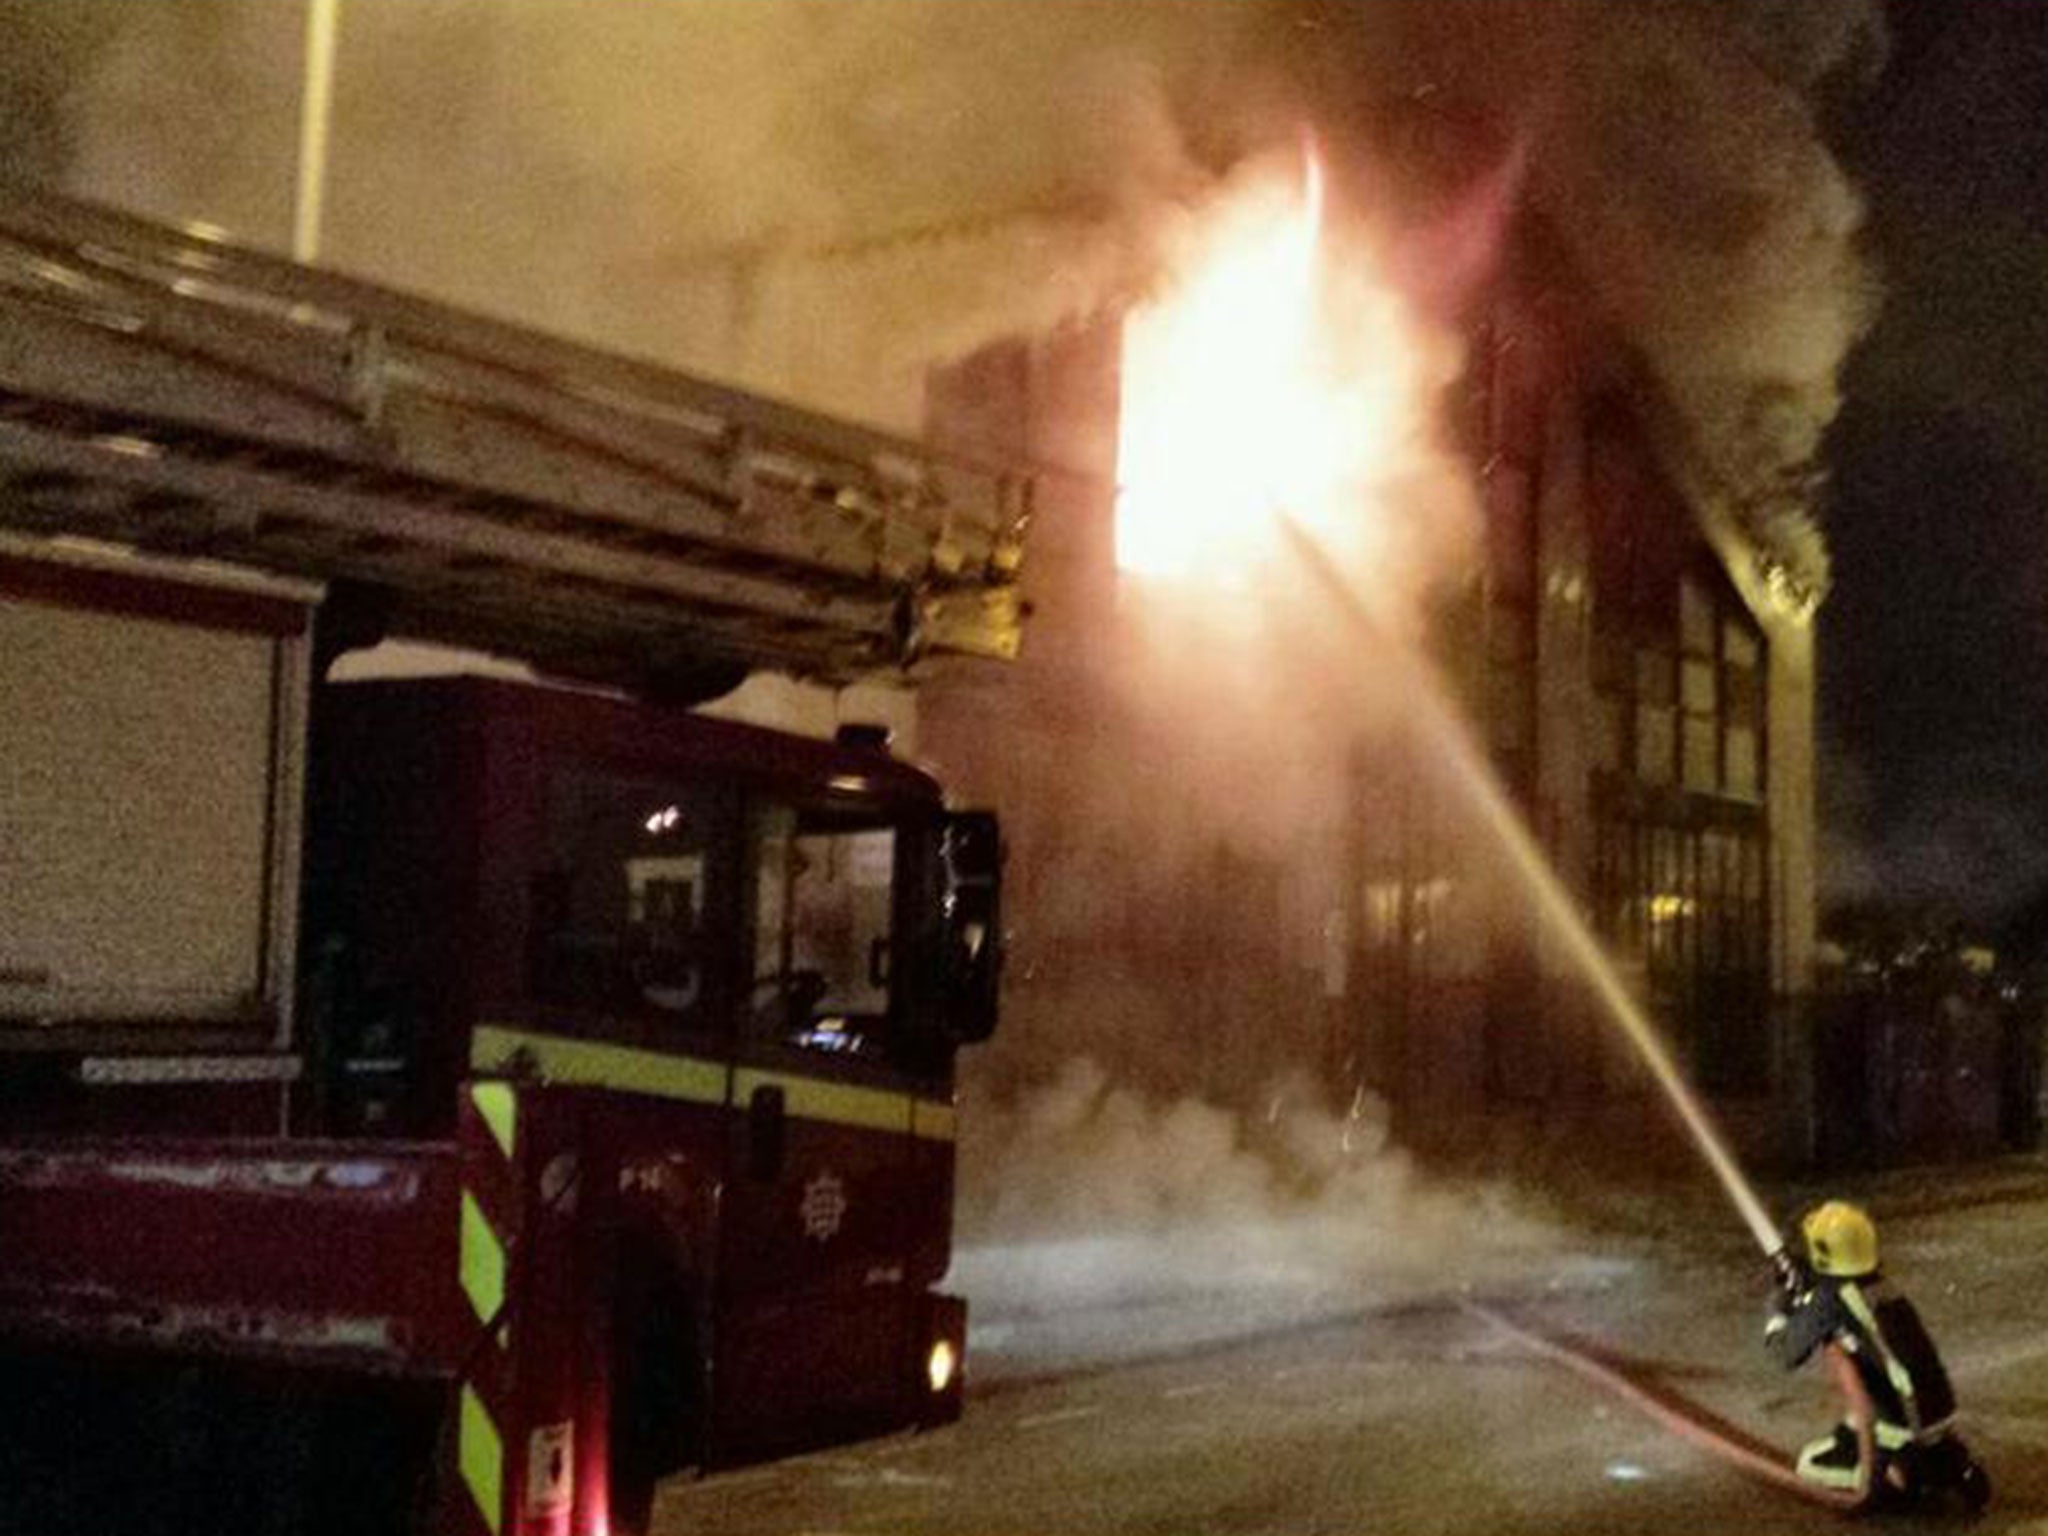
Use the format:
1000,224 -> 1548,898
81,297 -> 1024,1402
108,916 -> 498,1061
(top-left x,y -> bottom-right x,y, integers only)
0,184 -> 1028,693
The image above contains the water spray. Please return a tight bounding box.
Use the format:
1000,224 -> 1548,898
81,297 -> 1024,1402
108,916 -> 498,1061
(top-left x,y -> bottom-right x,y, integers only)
1279,519 -> 1791,1270
1110,147 -> 1788,1273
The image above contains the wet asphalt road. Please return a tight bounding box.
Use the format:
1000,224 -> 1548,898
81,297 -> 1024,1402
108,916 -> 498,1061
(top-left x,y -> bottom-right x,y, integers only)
656,1169 -> 2048,1535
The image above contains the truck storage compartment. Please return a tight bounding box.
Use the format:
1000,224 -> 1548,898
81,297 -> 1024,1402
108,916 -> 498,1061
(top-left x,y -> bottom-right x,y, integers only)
0,556 -> 308,1040
0,1134 -> 470,1536
0,1137 -> 467,1370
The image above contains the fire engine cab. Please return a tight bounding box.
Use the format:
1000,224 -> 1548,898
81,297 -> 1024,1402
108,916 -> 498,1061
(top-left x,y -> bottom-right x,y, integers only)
0,187 -> 1025,1535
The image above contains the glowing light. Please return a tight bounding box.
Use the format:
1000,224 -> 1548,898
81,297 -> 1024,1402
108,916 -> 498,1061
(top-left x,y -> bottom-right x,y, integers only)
642,805 -> 683,834
927,1337 -> 958,1394
92,434 -> 163,460
796,1018 -> 859,1053
1116,159 -> 1320,581
1647,894 -> 1696,924
1114,140 -> 1789,1265
1114,148 -> 1422,587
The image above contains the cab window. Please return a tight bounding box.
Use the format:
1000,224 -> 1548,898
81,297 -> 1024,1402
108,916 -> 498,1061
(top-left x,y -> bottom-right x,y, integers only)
751,802 -> 899,1057
528,770 -> 727,1030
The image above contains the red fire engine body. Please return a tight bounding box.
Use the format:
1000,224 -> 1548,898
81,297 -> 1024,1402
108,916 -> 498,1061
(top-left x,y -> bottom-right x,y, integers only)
0,189 -> 1025,1536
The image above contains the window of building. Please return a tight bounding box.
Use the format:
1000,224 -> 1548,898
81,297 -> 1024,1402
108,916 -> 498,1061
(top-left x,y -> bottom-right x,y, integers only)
1681,656 -> 1718,714
1726,727 -> 1760,801
1681,708 -> 1719,793
1362,879 -> 1403,949
1488,653 -> 1535,762
1723,623 -> 1758,670
1634,645 -> 1677,784
1591,629 -> 1630,774
1593,694 -> 1627,774
1635,644 -> 1676,706
1580,423 -> 1776,1097
1680,574 -> 1716,653
1598,574 -> 1766,807
1722,617 -> 1764,803
1679,577 -> 1721,794
1592,811 -> 1770,1093
1637,707 -> 1677,786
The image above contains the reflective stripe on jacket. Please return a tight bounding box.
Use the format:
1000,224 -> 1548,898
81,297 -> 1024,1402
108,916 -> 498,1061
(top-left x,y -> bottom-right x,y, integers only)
1768,1274 -> 1958,1442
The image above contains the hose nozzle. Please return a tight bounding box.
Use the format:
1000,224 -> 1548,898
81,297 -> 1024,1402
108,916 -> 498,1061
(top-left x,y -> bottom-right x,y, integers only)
1769,1246 -> 1807,1296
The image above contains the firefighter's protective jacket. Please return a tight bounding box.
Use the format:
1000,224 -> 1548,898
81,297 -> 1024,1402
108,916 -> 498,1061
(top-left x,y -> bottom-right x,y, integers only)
1766,1274 -> 1959,1449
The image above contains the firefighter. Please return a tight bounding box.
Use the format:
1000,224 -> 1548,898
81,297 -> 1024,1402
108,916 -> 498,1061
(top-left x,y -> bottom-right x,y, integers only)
1765,1200 -> 1990,1512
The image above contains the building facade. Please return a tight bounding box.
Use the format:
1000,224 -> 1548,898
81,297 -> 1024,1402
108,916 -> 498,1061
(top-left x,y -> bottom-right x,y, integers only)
921,222 -> 1823,1162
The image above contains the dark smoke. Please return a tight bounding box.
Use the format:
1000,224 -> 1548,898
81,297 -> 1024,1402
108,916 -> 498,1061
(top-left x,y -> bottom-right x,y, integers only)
1320,0 -> 1886,596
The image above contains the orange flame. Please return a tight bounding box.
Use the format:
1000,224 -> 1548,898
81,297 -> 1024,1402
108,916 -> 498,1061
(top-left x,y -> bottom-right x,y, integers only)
1115,148 -> 1443,593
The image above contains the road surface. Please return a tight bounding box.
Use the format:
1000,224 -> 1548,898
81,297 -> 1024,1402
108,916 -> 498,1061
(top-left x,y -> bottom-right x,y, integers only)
658,1163 -> 2048,1535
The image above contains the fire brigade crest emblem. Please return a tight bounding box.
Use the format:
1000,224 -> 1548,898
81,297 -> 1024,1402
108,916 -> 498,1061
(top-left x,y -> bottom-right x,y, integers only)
800,1169 -> 847,1241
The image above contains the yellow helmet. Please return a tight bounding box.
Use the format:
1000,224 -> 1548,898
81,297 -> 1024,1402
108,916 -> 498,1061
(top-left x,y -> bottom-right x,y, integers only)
1802,1201 -> 1879,1278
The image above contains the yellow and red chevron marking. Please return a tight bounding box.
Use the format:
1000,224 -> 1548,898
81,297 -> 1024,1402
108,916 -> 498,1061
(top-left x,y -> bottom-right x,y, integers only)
454,1078 -> 521,1536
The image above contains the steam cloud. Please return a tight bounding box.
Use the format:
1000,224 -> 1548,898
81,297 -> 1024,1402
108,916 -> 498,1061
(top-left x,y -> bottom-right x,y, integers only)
952,1058 -> 1571,1366
960,1057 -> 1544,1259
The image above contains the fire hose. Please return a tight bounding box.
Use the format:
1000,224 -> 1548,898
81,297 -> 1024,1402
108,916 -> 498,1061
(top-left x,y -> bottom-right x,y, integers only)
1282,517 -> 1794,1269
1460,1300 -> 1875,1512
1281,519 -> 1878,1504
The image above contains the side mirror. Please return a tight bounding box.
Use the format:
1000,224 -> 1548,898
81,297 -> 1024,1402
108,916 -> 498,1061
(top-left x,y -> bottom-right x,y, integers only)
937,811 -> 1002,1044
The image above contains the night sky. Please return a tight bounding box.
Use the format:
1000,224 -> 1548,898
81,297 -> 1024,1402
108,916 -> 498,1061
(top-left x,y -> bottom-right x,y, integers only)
1822,0 -> 2048,927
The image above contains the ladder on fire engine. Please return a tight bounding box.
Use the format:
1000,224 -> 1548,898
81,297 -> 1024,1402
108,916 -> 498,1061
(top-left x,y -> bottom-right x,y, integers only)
0,183 -> 1028,695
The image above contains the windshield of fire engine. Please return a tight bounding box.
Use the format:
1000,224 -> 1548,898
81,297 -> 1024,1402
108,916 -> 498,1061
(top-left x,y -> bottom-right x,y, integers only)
752,803 -> 897,1053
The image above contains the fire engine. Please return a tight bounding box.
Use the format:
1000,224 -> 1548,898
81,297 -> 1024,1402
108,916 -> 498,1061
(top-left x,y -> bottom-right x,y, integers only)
0,187 -> 1026,1535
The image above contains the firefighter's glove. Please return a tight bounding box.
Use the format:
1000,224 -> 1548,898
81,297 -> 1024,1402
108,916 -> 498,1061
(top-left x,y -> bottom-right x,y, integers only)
1762,1303 -> 1790,1357
1761,1291 -> 1819,1371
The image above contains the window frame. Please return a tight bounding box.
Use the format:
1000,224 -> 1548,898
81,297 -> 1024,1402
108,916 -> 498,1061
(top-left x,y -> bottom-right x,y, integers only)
737,791 -> 936,1086
521,764 -> 743,1049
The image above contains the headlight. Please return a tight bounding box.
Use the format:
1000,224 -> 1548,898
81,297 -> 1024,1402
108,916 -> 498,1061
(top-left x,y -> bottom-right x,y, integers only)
927,1337 -> 958,1394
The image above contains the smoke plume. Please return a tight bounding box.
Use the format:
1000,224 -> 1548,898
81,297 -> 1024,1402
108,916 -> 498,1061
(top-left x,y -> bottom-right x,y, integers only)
8,1 -> 1881,538
1370,0 -> 1888,593
0,0 -> 1877,1315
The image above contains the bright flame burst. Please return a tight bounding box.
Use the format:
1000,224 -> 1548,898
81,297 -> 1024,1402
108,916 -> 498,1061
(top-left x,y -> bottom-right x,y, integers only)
1115,150 -> 1432,587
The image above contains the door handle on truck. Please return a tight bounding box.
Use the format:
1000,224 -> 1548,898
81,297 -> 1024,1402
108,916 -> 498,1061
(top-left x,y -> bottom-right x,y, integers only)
748,1083 -> 786,1181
